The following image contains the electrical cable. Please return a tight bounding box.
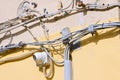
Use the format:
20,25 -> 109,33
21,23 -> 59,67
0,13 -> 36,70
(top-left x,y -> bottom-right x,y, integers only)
24,25 -> 39,42
17,0 -> 30,17
39,20 -> 64,58
0,21 -> 120,65
43,55 -> 53,78
43,48 -> 64,65
0,30 -> 13,46
1,2 -> 120,79
0,50 -> 38,64
0,31 -> 9,44
61,0 -> 74,11
40,22 -> 49,40
1,2 -> 120,35
8,31 -> 13,45
1,21 -> 120,52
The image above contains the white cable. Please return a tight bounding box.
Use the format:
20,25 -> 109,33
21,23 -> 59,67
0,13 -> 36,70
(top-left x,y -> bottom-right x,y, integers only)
17,0 -> 31,18
43,48 -> 64,65
43,59 -> 53,78
61,0 -> 74,10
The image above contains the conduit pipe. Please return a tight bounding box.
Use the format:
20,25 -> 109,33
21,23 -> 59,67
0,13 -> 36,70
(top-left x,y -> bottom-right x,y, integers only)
64,44 -> 72,80
61,27 -> 72,80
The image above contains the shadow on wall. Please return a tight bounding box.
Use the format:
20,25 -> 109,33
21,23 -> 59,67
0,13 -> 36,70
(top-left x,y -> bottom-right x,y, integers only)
0,27 -> 120,80
39,63 -> 55,80
81,27 -> 120,47
0,28 -> 119,64
0,5 -> 118,43
0,47 -> 42,64
0,22 -> 40,44
44,6 -> 119,23
70,27 -> 120,54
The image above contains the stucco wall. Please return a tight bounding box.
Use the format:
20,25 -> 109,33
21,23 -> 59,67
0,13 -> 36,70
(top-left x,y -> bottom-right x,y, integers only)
0,0 -> 120,80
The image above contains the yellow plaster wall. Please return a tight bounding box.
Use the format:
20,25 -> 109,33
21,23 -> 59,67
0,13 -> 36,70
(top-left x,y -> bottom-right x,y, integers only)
0,0 -> 120,80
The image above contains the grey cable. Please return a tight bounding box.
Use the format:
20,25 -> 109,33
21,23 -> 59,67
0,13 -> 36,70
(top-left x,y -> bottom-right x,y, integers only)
1,3 -> 120,34
0,21 -> 120,65
24,26 -> 39,42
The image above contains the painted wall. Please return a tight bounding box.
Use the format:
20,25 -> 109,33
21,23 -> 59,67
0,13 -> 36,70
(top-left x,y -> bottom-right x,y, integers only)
0,0 -> 120,80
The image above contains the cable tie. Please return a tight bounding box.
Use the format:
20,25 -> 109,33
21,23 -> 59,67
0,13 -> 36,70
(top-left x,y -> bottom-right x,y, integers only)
102,23 -> 104,29
88,25 -> 95,34
18,41 -> 26,47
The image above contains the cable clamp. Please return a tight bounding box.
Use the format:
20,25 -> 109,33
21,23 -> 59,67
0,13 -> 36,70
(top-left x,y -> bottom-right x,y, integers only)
61,27 -> 72,44
88,25 -> 95,35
